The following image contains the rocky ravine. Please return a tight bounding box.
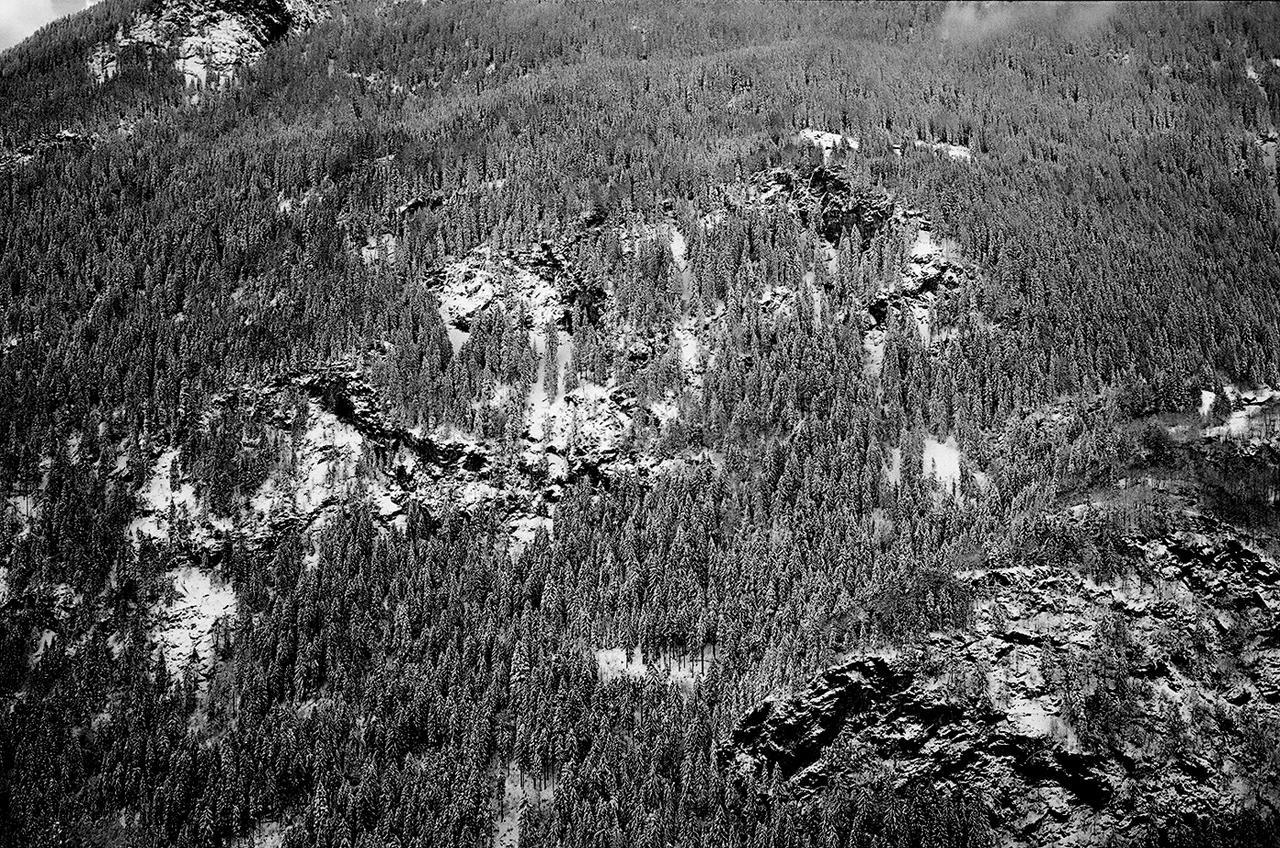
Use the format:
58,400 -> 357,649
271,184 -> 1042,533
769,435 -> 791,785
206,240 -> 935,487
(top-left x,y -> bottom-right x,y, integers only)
729,505 -> 1280,845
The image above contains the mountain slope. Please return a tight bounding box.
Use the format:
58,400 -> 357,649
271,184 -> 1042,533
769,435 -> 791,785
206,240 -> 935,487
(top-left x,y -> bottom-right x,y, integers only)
2,2 -> 1280,847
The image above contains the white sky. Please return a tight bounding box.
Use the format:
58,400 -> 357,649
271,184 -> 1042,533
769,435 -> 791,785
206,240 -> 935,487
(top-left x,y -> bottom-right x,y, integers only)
0,0 -> 97,52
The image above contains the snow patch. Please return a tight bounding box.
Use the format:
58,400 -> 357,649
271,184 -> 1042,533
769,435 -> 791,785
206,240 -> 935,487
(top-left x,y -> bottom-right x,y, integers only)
31,629 -> 56,666
360,233 -> 399,265
672,315 -> 709,387
1205,385 -> 1280,442
5,494 -> 37,537
885,447 -> 903,485
913,139 -> 973,161
795,129 -> 858,163
668,226 -> 693,299
494,763 -> 554,848
595,644 -> 717,690
128,449 -> 200,542
923,436 -> 963,489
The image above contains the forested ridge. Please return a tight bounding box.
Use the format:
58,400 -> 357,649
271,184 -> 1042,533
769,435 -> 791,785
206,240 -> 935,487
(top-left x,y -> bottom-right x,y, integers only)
2,2 -> 1280,847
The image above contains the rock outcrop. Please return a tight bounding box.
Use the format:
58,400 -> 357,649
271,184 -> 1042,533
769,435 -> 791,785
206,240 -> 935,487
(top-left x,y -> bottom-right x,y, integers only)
729,508 -> 1280,845
88,0 -> 327,87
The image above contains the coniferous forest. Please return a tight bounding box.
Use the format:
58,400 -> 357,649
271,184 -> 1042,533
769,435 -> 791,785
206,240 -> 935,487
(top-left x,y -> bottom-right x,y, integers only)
3,2 -> 1280,846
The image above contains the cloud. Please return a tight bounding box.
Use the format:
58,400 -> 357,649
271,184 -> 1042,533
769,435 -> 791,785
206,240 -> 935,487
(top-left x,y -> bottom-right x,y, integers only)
0,0 -> 92,52
938,1 -> 1119,43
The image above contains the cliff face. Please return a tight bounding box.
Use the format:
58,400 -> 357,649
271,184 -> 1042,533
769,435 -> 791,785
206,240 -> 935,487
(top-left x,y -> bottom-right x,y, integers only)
730,495 -> 1280,846
88,0 -> 327,87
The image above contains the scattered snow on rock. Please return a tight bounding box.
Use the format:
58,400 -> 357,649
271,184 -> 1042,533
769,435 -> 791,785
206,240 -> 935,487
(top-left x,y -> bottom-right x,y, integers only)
1246,59 -> 1267,96
87,42 -> 118,84
862,328 -> 886,378
174,14 -> 258,87
5,494 -> 37,537
88,0 -> 326,89
152,565 -> 236,677
232,821 -> 283,848
430,246 -> 563,354
244,405 -> 368,524
360,233 -> 399,265
672,313 -> 716,387
128,449 -> 199,542
733,508 -> 1280,844
862,220 -> 971,374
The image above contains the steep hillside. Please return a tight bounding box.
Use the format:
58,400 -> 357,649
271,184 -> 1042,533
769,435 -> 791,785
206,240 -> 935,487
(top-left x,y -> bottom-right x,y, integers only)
2,2 -> 1280,847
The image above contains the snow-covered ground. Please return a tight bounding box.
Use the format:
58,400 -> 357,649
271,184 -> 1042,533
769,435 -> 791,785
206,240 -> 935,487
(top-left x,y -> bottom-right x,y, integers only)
594,644 -> 717,690
494,763 -> 555,848
922,436 -> 962,488
1204,384 -> 1280,442
795,129 -> 858,163
913,139 -> 973,161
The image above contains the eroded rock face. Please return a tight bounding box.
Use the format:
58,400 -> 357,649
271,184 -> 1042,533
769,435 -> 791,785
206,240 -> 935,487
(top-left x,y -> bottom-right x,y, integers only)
88,0 -> 327,88
739,166 -> 896,246
729,511 -> 1280,845
728,164 -> 988,376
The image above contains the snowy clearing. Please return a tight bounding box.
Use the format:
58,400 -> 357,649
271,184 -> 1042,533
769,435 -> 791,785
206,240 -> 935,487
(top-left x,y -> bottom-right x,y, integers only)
1205,385 -> 1280,441
795,129 -> 858,163
923,437 -> 962,488
913,139 -> 973,161
494,763 -> 555,848
594,645 -> 717,690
